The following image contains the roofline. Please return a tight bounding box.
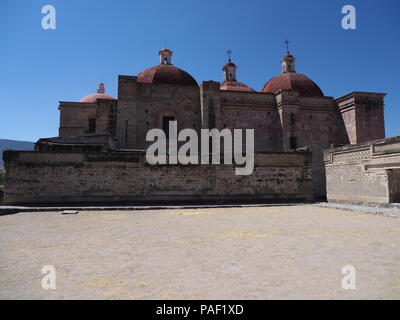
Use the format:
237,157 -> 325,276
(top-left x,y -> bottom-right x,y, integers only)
336,91 -> 386,102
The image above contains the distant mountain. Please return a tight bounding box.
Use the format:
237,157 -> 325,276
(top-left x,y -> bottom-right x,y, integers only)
0,139 -> 35,167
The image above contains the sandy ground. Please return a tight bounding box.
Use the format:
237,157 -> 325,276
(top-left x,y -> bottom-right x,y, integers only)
0,205 -> 399,300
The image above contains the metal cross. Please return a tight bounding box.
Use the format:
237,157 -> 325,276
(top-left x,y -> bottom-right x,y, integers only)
284,40 -> 290,53
227,49 -> 232,60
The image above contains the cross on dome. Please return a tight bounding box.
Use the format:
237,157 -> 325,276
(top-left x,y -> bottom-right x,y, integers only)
284,40 -> 290,54
227,49 -> 232,61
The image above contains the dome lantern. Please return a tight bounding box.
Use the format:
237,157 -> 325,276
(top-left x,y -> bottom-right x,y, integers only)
220,50 -> 254,92
281,54 -> 296,73
222,49 -> 237,81
281,40 -> 296,73
159,48 -> 173,65
97,82 -> 105,94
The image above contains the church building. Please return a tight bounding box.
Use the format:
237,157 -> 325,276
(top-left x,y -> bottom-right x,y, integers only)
2,47 -> 387,204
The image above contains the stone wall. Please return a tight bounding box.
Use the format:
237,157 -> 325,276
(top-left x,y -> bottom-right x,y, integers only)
336,92 -> 385,145
199,84 -> 348,199
58,102 -> 97,137
116,77 -> 202,150
387,169 -> 400,203
324,136 -> 400,204
200,82 -> 282,152
2,150 -> 313,205
219,90 -> 282,152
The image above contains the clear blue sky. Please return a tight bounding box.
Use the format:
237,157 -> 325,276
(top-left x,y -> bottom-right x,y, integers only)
1,0 -> 399,141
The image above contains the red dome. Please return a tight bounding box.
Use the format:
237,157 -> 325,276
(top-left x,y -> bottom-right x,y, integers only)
261,73 -> 323,97
138,64 -> 197,86
79,93 -> 115,103
220,81 -> 254,92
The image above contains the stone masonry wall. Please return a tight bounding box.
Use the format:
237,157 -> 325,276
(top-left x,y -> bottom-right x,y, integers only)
387,169 -> 400,203
276,91 -> 342,200
135,82 -> 202,149
324,136 -> 400,204
219,91 -> 282,152
59,102 -> 97,137
3,150 -> 313,205
336,92 -> 385,145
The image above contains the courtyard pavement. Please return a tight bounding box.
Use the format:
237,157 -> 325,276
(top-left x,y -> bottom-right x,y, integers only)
0,205 -> 399,299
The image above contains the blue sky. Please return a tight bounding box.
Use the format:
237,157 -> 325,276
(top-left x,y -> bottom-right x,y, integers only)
0,0 -> 399,141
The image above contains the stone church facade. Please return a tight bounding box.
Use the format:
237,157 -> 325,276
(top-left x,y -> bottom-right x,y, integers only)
2,48 -> 387,205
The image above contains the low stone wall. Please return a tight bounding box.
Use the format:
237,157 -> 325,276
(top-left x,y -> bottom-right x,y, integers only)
324,136 -> 400,204
2,150 -> 313,205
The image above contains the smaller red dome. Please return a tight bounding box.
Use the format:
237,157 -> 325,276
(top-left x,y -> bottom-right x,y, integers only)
220,81 -> 254,92
80,93 -> 115,103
